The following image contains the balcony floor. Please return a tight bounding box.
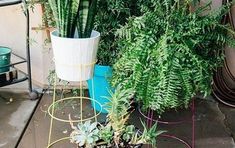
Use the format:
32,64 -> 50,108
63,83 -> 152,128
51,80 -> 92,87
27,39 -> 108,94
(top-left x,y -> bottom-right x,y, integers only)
0,86 -> 235,148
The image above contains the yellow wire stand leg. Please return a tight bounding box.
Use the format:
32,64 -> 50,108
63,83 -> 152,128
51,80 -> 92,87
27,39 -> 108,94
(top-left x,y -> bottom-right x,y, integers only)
47,61 -> 102,148
80,65 -> 83,124
47,75 -> 57,146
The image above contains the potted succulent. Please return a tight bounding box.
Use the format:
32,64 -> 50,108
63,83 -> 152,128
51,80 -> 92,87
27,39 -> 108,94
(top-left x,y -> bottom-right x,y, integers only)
48,0 -> 100,81
69,87 -> 165,147
87,0 -> 142,113
111,0 -> 235,114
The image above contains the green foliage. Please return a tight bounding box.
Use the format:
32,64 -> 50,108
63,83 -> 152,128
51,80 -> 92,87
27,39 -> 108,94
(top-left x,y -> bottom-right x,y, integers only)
48,0 -> 98,38
112,0 -> 235,114
103,86 -> 163,147
69,87 -> 164,147
94,0 -> 142,65
34,0 -> 55,27
136,120 -> 165,147
105,86 -> 134,135
122,125 -> 135,142
98,125 -> 113,145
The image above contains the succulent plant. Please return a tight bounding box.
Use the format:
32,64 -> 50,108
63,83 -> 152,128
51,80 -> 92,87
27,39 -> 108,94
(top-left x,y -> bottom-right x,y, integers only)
122,125 -> 135,142
98,124 -> 113,145
69,87 -> 164,147
70,120 -> 99,147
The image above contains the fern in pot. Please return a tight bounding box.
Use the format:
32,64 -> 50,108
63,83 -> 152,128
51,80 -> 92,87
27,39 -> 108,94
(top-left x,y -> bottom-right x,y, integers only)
112,0 -> 235,114
49,0 -> 99,82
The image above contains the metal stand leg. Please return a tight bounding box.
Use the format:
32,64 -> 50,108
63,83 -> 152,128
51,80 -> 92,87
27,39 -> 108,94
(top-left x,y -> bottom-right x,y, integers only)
192,99 -> 195,148
25,3 -> 38,100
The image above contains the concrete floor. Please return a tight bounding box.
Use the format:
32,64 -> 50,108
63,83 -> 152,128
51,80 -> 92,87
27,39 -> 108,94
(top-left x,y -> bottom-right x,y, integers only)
0,84 -> 41,148
1,87 -> 235,148
16,91 -> 235,148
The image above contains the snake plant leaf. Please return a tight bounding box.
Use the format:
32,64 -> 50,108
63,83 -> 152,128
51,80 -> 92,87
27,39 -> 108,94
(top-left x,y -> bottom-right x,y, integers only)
78,0 -> 89,38
49,0 -> 97,38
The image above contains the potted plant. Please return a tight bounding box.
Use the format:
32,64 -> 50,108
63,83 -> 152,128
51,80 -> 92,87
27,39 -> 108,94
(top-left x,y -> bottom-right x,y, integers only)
48,0 -> 100,81
69,87 -> 165,147
0,46 -> 11,73
87,0 -> 142,113
111,0 -> 235,114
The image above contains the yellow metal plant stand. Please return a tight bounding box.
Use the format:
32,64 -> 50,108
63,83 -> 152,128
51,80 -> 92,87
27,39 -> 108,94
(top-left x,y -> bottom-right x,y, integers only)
47,61 -> 102,147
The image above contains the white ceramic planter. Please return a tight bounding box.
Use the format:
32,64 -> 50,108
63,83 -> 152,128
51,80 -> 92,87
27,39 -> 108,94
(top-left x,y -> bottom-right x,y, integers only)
51,30 -> 100,82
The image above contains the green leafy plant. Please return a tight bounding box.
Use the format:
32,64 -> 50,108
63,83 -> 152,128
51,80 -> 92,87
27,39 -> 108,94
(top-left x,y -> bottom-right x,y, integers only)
122,125 -> 135,142
112,0 -> 235,114
69,87 -> 164,147
28,0 -> 55,28
94,0 -> 142,65
48,0 -> 98,38
98,124 -> 113,145
134,120 -> 165,147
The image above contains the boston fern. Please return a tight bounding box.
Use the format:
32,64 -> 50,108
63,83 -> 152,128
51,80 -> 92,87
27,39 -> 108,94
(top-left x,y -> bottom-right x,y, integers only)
112,0 -> 235,114
48,0 -> 97,38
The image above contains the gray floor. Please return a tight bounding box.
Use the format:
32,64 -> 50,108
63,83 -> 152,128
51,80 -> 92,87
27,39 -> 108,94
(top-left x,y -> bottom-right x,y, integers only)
15,91 -> 235,148
0,88 -> 40,148
0,77 -> 42,148
1,85 -> 235,148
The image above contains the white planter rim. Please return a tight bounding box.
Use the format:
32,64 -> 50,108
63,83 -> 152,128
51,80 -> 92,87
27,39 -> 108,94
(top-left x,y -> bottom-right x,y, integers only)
51,29 -> 100,81
51,30 -> 100,40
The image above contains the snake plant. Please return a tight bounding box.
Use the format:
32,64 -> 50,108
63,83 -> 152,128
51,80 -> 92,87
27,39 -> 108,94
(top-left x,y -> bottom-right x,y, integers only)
48,0 -> 97,38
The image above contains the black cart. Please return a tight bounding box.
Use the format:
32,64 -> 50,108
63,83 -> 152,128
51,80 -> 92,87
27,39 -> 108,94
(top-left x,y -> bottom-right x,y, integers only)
0,0 -> 38,100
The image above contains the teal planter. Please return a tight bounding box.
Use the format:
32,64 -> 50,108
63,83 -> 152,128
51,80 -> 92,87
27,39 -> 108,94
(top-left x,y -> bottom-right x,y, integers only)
87,65 -> 113,113
0,47 -> 11,73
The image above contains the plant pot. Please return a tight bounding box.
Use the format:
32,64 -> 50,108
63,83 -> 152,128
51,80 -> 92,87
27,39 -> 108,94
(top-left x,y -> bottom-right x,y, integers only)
50,30 -> 100,82
0,47 -> 11,73
87,65 -> 113,113
95,139 -> 143,148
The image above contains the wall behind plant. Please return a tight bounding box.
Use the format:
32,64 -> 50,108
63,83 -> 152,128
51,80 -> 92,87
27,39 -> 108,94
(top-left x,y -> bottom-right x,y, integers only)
0,4 -> 53,87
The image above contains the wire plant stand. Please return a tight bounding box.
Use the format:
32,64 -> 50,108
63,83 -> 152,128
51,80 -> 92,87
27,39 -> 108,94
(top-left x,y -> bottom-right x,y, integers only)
138,99 -> 195,148
47,61 -> 102,148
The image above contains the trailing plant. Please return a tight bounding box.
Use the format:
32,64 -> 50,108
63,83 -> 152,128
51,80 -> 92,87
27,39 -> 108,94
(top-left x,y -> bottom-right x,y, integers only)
69,87 -> 165,148
48,0 -> 98,38
28,0 -> 55,27
112,0 -> 235,114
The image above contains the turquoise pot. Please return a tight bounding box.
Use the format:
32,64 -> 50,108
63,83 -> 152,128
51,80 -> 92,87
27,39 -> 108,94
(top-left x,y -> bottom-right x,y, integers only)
0,47 -> 11,73
87,65 -> 113,113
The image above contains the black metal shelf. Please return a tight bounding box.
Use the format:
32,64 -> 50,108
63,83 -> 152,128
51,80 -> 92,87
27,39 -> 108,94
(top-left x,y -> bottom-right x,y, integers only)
0,0 -> 21,7
0,0 -> 39,100
0,75 -> 28,87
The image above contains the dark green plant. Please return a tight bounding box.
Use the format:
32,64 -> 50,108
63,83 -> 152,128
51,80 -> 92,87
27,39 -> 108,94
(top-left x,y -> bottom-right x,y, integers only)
48,0 -> 98,38
94,0 -> 142,65
112,0 -> 235,114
